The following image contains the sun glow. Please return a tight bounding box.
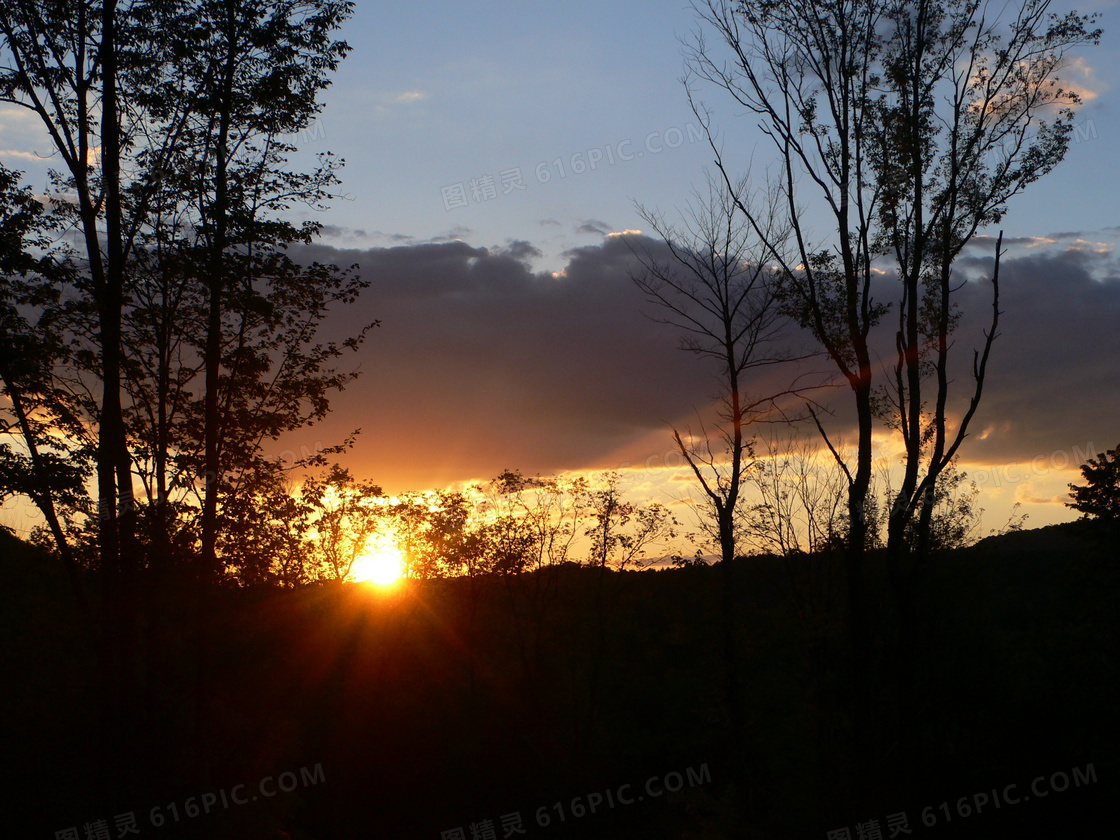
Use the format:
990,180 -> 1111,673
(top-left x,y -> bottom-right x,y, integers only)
350,531 -> 405,586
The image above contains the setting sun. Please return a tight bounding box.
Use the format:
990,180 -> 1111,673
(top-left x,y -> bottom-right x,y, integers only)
350,532 -> 405,586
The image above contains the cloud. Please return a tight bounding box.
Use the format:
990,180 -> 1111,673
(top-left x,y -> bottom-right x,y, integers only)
365,90 -> 430,120
1061,55 -> 1103,104
288,235 -> 719,490
426,225 -> 474,243
284,232 -> 1120,494
967,230 -> 1107,252
0,149 -> 44,162
318,225 -> 369,240
576,219 -> 612,236
948,248 -> 1120,467
1015,485 -> 1068,506
963,230 -> 1117,272
318,226 -> 415,244
0,107 -> 42,133
499,240 -> 542,263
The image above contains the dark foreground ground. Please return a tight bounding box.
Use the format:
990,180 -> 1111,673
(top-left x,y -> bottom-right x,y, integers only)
2,520 -> 1117,839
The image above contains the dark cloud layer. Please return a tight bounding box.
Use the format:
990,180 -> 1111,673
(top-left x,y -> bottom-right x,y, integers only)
952,248 -> 1120,465
290,236 -> 721,490
288,235 -> 1120,491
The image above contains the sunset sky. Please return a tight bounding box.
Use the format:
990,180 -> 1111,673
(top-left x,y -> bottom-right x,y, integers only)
2,0 -> 1119,542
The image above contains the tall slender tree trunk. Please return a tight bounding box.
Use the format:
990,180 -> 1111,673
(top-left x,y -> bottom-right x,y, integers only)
95,0 -> 142,802
717,504 -> 751,813
845,371 -> 875,810
195,5 -> 237,784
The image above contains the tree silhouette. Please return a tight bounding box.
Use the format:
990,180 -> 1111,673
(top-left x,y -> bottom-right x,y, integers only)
1,2 -> 363,575
0,165 -> 94,624
1,6 -> 147,771
0,0 -> 361,801
1068,445 -> 1120,520
300,465 -> 384,581
585,471 -> 676,570
685,0 -> 1101,804
628,182 -> 791,796
687,0 -> 1100,567
630,177 -> 794,569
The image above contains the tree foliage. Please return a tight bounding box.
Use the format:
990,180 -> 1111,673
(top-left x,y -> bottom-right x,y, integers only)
0,0 -> 365,586
0,2 -> 361,796
1068,445 -> 1120,520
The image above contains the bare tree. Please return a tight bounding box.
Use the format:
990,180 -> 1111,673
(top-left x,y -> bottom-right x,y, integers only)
631,176 -> 794,568
744,432 -> 848,558
629,176 -> 798,800
688,0 -> 1099,563
686,0 -> 1100,794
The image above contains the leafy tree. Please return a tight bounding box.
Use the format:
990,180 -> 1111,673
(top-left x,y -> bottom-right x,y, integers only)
143,0 -> 359,595
585,471 -> 676,570
880,460 -> 984,552
386,489 -> 474,579
467,470 -> 592,694
1068,445 -> 1120,520
217,466 -> 311,587
474,469 -> 591,574
299,465 -> 383,581
1,0 -> 361,796
1,5 -> 147,740
0,166 -> 94,621
1,0 -> 364,578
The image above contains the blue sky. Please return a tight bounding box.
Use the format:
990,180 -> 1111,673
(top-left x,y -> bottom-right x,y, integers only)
291,0 -> 1120,538
291,1 -> 719,266
278,1 -> 1120,533
282,0 -> 1120,271
2,0 -> 1115,264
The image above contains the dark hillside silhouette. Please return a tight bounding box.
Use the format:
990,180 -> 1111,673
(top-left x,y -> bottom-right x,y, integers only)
2,521 -> 1115,838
